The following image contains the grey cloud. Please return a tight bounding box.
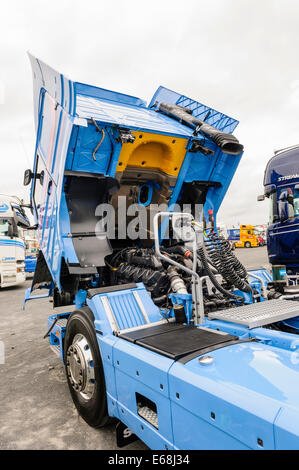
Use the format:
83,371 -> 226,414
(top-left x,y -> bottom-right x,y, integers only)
1,0 -> 298,227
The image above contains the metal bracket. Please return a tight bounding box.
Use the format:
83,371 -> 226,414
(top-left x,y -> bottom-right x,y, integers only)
189,139 -> 214,155
153,212 -> 205,324
23,286 -> 52,310
116,127 -> 136,144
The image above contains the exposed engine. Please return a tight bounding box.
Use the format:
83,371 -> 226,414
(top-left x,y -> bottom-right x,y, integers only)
105,231 -> 252,316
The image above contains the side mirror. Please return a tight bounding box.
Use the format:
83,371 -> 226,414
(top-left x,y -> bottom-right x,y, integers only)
7,220 -> 14,239
23,169 -> 33,186
257,194 -> 265,202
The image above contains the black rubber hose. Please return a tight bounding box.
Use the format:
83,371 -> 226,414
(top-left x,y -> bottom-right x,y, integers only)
198,256 -> 218,274
204,232 -> 251,293
198,245 -> 245,302
158,102 -> 244,156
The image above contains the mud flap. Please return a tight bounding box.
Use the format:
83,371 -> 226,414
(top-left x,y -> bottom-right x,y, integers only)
116,421 -> 139,448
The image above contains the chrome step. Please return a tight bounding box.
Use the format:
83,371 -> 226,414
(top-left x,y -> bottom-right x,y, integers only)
55,318 -> 68,328
138,406 -> 158,429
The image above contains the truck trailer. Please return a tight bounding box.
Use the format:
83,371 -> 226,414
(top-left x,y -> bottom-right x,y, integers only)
24,55 -> 299,450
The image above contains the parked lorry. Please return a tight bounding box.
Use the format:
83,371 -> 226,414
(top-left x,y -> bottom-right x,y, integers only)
258,145 -> 299,285
0,195 -> 29,287
227,225 -> 260,248
22,229 -> 39,274
254,225 -> 267,247
24,55 -> 299,450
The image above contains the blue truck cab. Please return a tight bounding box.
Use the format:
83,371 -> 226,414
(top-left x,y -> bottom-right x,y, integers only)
23,55 -> 299,450
260,146 -> 299,283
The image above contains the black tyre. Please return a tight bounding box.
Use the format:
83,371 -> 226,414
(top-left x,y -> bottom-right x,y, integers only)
64,306 -> 110,428
245,242 -> 251,248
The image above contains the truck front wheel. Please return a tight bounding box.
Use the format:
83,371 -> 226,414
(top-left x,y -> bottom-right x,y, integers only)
64,307 -> 110,428
245,242 -> 251,248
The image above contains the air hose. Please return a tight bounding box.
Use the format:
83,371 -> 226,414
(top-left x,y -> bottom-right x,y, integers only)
198,244 -> 245,302
203,231 -> 251,294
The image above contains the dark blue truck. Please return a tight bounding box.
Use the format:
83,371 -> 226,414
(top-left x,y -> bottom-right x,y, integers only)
259,146 -> 299,284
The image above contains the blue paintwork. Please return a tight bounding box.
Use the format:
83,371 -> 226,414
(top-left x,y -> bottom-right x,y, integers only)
0,239 -> 25,249
23,286 -> 52,309
264,147 -> 299,278
168,340 -> 299,449
47,312 -> 71,362
48,282 -> 299,449
86,283 -> 161,333
24,256 -> 37,273
149,86 -> 239,134
0,203 -> 9,212
227,228 -> 240,241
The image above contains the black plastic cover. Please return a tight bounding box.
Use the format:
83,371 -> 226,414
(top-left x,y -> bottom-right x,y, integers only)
119,323 -> 237,360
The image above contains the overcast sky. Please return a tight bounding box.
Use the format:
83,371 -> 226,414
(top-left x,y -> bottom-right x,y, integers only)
1,0 -> 299,226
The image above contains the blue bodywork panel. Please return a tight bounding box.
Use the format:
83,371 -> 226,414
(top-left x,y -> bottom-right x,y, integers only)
149,86 -> 239,134
47,281 -> 299,450
24,256 -> 37,273
263,147 -> 299,278
227,228 -> 240,241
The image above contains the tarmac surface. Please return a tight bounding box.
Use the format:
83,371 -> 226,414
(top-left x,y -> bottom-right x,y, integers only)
0,246 -> 269,450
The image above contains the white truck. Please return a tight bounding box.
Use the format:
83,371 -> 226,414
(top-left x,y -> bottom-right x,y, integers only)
0,195 -> 30,288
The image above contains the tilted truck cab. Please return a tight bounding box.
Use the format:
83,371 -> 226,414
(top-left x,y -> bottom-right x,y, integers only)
23,55 -> 299,450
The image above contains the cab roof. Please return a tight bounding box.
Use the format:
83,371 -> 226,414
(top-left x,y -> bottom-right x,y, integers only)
264,145 -> 299,186
29,53 -> 239,138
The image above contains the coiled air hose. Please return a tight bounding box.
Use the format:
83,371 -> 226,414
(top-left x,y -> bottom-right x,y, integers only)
198,244 -> 245,302
203,231 -> 252,296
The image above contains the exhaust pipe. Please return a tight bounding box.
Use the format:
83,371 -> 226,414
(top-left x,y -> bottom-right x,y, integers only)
158,102 -> 243,156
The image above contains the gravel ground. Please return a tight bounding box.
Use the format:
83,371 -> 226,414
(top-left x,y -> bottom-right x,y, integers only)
0,246 -> 269,450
